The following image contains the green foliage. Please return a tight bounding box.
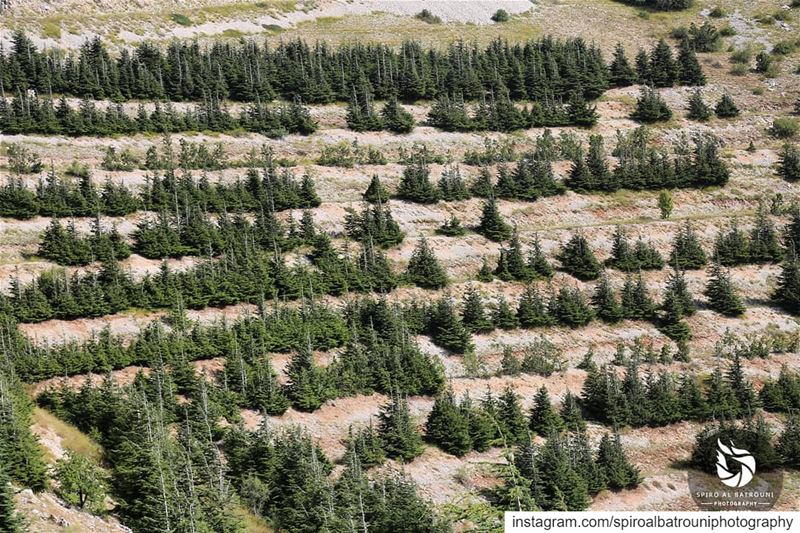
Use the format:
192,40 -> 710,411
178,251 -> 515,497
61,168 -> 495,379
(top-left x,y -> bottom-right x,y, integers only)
428,296 -> 473,353
669,222 -> 707,269
631,87 -> 672,123
6,143 -> 43,174
770,118 -> 800,139
705,263 -> 745,316
381,96 -> 415,133
378,393 -> 424,461
55,451 -> 108,512
529,386 -> 564,436
0,366 -> 47,491
715,94 -> 740,118
415,9 -> 442,24
0,465 -> 25,533
777,143 -> 800,181
425,389 -> 472,456
557,233 -> 602,280
491,9 -> 510,22
477,197 -> 512,242
405,238 -> 448,289
687,89 -> 711,121
436,215 -> 467,237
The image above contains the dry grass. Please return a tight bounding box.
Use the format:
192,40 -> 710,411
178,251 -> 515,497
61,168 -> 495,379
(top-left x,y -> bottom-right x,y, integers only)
32,407 -> 102,463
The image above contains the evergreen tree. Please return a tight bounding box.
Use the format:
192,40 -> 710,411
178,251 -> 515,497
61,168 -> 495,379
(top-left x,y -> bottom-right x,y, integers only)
705,263 -> 745,316
687,89 -> 711,121
677,39 -> 706,86
381,95 -> 415,133
596,433 -> 640,490
425,389 -> 472,456
557,233 -> 602,280
715,94 -> 740,118
773,246 -> 800,315
428,296 -> 473,353
0,465 -> 24,533
592,274 -> 623,323
777,414 -> 800,468
529,386 -> 564,436
363,174 -> 391,203
499,346 -> 522,377
550,287 -> 595,327
777,143 -> 800,182
560,391 -> 586,432
497,386 -> 528,445
461,287 -> 493,333
378,393 -> 424,462
669,222 -> 707,269
748,203 -> 782,263
609,43 -> 637,87
405,238 -> 448,289
492,296 -> 519,330
284,341 -> 330,411
477,197 -> 512,242
631,87 -> 672,123
516,284 -> 555,328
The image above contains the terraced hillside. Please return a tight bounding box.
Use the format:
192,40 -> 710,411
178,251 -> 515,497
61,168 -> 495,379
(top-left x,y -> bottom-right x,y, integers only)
1,0 -> 800,531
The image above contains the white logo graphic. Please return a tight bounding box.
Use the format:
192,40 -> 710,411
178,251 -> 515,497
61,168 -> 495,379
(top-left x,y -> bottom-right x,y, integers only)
716,439 -> 756,488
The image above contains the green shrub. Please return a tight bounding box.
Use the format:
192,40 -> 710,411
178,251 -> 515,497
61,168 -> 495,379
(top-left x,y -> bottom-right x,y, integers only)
491,9 -> 510,22
770,118 -> 800,139
415,9 -> 441,24
170,13 -> 192,26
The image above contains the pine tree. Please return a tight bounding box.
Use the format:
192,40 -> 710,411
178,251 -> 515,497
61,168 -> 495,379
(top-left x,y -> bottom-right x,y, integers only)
687,89 -> 711,121
557,233 -> 602,280
774,246 -> 800,315
284,341 -> 330,411
777,414 -> 800,468
748,203 -> 782,263
596,433 -> 640,490
777,143 -> 800,182
609,43 -> 637,87
492,296 -> 519,330
670,222 -> 707,269
705,263 -> 745,316
677,39 -> 706,86
425,389 -> 472,456
516,284 -> 555,328
470,167 -> 494,198
658,190 -> 673,220
527,234 -> 554,279
560,391 -> 586,432
428,296 -> 473,353
592,274 -> 622,323
715,94 -> 740,118
649,39 -> 678,87
381,95 -> 415,133
727,353 -> 758,415
0,465 -> 25,533
461,287 -> 493,333
499,346 -> 522,376
497,386 -> 528,445
620,273 -> 656,321
477,197 -> 512,242
529,386 -> 564,436
476,257 -> 494,282
631,86 -> 672,123
397,150 -> 439,204
378,393 -> 424,461
363,174 -> 391,203
405,238 -> 448,289
550,286 -> 595,327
